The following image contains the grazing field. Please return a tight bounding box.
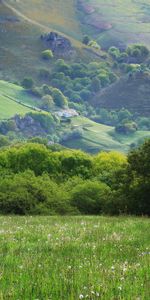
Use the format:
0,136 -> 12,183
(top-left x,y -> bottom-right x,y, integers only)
0,80 -> 40,107
79,0 -> 150,48
5,0 -> 81,41
0,80 -> 40,120
0,216 -> 149,300
63,116 -> 150,153
0,94 -> 32,120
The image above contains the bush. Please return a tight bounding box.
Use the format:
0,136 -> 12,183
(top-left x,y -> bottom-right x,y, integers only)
115,122 -> 138,135
52,88 -> 68,108
40,95 -> 55,111
82,35 -> 90,45
22,77 -> 34,89
71,181 -> 111,214
0,171 -> 72,215
41,49 -> 53,60
127,44 -> 149,62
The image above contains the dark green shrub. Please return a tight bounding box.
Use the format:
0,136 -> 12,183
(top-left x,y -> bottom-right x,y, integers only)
22,77 -> 34,89
71,181 -> 111,214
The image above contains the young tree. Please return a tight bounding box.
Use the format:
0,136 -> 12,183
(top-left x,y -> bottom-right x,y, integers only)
22,77 -> 34,89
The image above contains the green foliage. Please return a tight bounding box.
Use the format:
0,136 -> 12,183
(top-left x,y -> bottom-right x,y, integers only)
108,46 -> 120,59
71,181 -> 110,214
52,88 -> 68,108
82,35 -> 90,45
40,95 -> 55,111
28,137 -> 48,145
0,140 -> 149,215
137,117 -> 150,130
0,171 -> 71,215
116,122 -> 138,135
41,49 -> 54,60
88,40 -> 101,50
0,135 -> 10,148
127,44 -> 149,62
22,77 -> 34,89
93,151 -> 127,185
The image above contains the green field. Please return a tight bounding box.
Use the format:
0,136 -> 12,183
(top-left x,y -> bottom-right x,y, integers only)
0,80 -> 40,119
79,0 -> 150,48
0,80 -> 40,106
0,216 -> 149,299
0,94 -> 32,120
5,0 -> 81,41
63,116 -> 150,153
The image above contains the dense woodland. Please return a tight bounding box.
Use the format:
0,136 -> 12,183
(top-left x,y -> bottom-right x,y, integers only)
0,139 -> 149,216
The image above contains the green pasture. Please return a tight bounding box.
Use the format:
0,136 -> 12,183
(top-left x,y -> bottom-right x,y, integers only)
0,216 -> 149,299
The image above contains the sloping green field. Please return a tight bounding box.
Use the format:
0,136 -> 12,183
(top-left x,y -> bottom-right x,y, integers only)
0,94 -> 32,120
4,0 -> 81,41
79,0 -> 150,48
0,80 -> 39,119
0,80 -> 39,106
63,116 -> 150,153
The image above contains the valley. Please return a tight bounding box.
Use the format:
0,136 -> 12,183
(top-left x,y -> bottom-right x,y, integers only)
0,0 -> 150,153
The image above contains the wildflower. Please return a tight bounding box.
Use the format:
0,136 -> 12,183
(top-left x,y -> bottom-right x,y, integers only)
19,265 -> 23,269
79,294 -> 84,299
68,266 -> 72,269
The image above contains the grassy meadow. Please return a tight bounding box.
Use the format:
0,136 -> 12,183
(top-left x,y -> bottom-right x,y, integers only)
81,0 -> 150,48
0,94 -> 32,120
0,80 -> 40,107
0,80 -> 41,120
6,0 -> 82,41
63,116 -> 150,153
0,216 -> 149,300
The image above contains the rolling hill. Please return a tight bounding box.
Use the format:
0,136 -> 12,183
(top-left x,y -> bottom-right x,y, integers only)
92,73 -> 150,116
62,116 -> 150,153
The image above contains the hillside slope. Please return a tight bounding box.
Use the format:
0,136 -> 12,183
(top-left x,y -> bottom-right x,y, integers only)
92,73 -> 150,116
0,80 -> 40,119
78,0 -> 150,49
0,94 -> 32,120
3,0 -> 82,41
62,116 -> 150,153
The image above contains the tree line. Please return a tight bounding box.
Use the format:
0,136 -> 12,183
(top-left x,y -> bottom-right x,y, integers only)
0,139 -> 149,215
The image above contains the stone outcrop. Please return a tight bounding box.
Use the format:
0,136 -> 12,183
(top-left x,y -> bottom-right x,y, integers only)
41,32 -> 74,57
14,114 -> 45,137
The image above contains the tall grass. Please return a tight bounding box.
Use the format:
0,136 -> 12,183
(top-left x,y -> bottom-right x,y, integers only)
0,216 -> 149,299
